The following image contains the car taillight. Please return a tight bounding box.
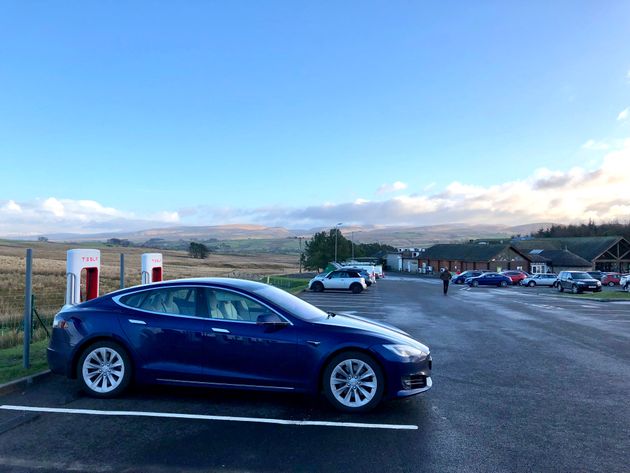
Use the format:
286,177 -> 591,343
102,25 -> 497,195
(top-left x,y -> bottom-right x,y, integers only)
52,315 -> 69,329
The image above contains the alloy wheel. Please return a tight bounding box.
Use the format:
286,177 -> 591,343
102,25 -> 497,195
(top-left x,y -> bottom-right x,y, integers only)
329,359 -> 378,408
82,346 -> 126,394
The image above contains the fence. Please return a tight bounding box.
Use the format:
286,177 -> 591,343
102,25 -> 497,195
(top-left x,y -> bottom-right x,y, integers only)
264,276 -> 310,292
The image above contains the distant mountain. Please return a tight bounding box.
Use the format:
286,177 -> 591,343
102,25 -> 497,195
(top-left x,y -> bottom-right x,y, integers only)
35,222 -> 554,248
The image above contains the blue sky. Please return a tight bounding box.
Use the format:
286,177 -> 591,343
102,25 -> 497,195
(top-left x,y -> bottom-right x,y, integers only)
1,1 -> 630,235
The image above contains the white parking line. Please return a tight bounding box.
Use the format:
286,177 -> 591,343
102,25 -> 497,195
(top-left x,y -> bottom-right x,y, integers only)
0,405 -> 418,431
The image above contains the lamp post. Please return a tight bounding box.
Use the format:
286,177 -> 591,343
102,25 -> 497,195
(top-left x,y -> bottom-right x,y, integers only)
334,222 -> 343,262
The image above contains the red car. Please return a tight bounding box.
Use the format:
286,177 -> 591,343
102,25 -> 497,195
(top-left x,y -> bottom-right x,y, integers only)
601,273 -> 622,286
501,270 -> 529,285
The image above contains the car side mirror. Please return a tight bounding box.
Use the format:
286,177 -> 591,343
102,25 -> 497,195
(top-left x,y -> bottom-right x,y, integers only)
256,313 -> 289,327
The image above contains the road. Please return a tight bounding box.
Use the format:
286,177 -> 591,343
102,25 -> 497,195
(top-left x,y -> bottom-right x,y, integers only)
0,276 -> 628,472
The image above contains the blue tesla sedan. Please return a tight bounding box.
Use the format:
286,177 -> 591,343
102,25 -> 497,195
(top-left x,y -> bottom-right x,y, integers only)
465,272 -> 512,287
47,278 -> 432,412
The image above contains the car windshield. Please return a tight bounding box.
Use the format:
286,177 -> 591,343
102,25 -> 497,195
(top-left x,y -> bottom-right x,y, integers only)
572,273 -> 592,280
253,284 -> 327,321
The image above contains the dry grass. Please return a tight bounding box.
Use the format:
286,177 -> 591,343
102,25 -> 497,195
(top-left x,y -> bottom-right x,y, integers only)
0,240 -> 299,347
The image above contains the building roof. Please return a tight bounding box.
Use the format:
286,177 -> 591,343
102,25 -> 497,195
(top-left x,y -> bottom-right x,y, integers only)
533,249 -> 591,267
514,236 -> 625,262
422,244 -> 524,262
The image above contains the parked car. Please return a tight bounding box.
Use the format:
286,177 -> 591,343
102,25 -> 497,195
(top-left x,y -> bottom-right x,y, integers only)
47,278 -> 432,412
601,273 -> 622,286
621,274 -> 630,291
556,271 -> 602,293
501,270 -> 529,285
465,272 -> 512,287
344,267 -> 375,286
521,273 -> 558,287
452,270 -> 484,284
309,269 -> 367,293
587,271 -> 605,281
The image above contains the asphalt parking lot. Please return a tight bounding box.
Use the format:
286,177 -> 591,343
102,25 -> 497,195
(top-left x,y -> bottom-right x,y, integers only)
1,276 -> 629,472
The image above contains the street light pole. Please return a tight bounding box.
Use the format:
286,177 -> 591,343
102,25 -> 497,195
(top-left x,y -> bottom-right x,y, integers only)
351,231 -> 354,260
334,223 -> 343,262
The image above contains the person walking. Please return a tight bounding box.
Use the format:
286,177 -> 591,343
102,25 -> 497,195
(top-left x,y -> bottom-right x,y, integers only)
440,268 -> 452,295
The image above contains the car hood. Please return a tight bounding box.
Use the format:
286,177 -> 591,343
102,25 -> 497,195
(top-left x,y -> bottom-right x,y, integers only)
313,313 -> 427,348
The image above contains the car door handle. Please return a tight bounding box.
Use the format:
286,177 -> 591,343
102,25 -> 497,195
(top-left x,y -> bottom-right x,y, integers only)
128,319 -> 147,325
211,327 -> 230,333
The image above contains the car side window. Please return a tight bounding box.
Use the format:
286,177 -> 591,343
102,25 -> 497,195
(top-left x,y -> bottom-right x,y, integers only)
202,288 -> 275,323
120,288 -> 197,316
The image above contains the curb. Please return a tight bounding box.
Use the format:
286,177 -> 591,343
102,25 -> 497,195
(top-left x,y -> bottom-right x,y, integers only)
0,370 -> 52,396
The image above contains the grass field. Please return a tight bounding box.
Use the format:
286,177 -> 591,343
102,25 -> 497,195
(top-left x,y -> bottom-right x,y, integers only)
0,240 -> 300,348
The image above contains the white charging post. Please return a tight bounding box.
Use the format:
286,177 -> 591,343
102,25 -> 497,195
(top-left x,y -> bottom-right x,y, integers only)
141,253 -> 163,284
65,249 -> 101,307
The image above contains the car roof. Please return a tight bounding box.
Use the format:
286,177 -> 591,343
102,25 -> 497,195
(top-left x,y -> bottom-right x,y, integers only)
105,277 -> 269,298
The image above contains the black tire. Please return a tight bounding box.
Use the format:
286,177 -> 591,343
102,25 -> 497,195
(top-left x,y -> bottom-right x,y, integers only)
77,340 -> 132,398
608,282 -> 614,287
322,351 -> 385,413
528,281 -> 536,287
350,283 -> 363,294
472,280 -> 479,287
499,281 -> 508,287
312,281 -> 324,292
558,284 -> 564,292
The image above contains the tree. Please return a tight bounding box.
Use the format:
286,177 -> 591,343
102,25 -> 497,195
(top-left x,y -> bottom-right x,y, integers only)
188,242 -> 209,259
303,229 -> 352,271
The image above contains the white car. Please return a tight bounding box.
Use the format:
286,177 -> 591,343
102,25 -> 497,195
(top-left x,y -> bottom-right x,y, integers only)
521,273 -> 558,287
620,274 -> 630,292
309,269 -> 368,293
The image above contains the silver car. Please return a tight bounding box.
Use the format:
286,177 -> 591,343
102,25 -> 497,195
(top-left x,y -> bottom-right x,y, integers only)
521,273 -> 558,287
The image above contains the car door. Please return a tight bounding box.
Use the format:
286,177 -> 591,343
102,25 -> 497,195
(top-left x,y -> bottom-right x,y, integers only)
196,287 -> 300,389
327,271 -> 346,289
115,286 -> 206,382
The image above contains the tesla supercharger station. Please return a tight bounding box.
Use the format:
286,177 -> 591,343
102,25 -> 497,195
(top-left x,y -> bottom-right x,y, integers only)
141,253 -> 163,284
65,249 -> 100,307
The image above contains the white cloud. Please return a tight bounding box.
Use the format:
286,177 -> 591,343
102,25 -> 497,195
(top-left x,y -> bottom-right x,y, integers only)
581,139 -> 610,151
1,200 -> 22,213
376,181 -> 408,194
618,107 -> 629,121
0,198 -> 180,237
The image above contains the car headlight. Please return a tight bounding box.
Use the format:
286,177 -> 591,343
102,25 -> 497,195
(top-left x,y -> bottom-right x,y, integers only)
596,281 -> 601,286
383,344 -> 429,361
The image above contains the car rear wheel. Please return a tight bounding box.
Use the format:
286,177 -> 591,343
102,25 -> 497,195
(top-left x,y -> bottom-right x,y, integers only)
472,280 -> 479,287
499,281 -> 508,287
350,283 -> 363,294
323,351 -> 384,413
77,341 -> 131,398
312,281 -> 324,292
608,281 -> 615,287
528,281 -> 536,287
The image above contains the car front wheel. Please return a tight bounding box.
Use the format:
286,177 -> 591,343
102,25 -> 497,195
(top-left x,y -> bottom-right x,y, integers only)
77,341 -> 131,398
571,285 -> 580,294
499,281 -> 508,287
528,281 -> 536,287
323,352 -> 384,413
558,284 -> 564,292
